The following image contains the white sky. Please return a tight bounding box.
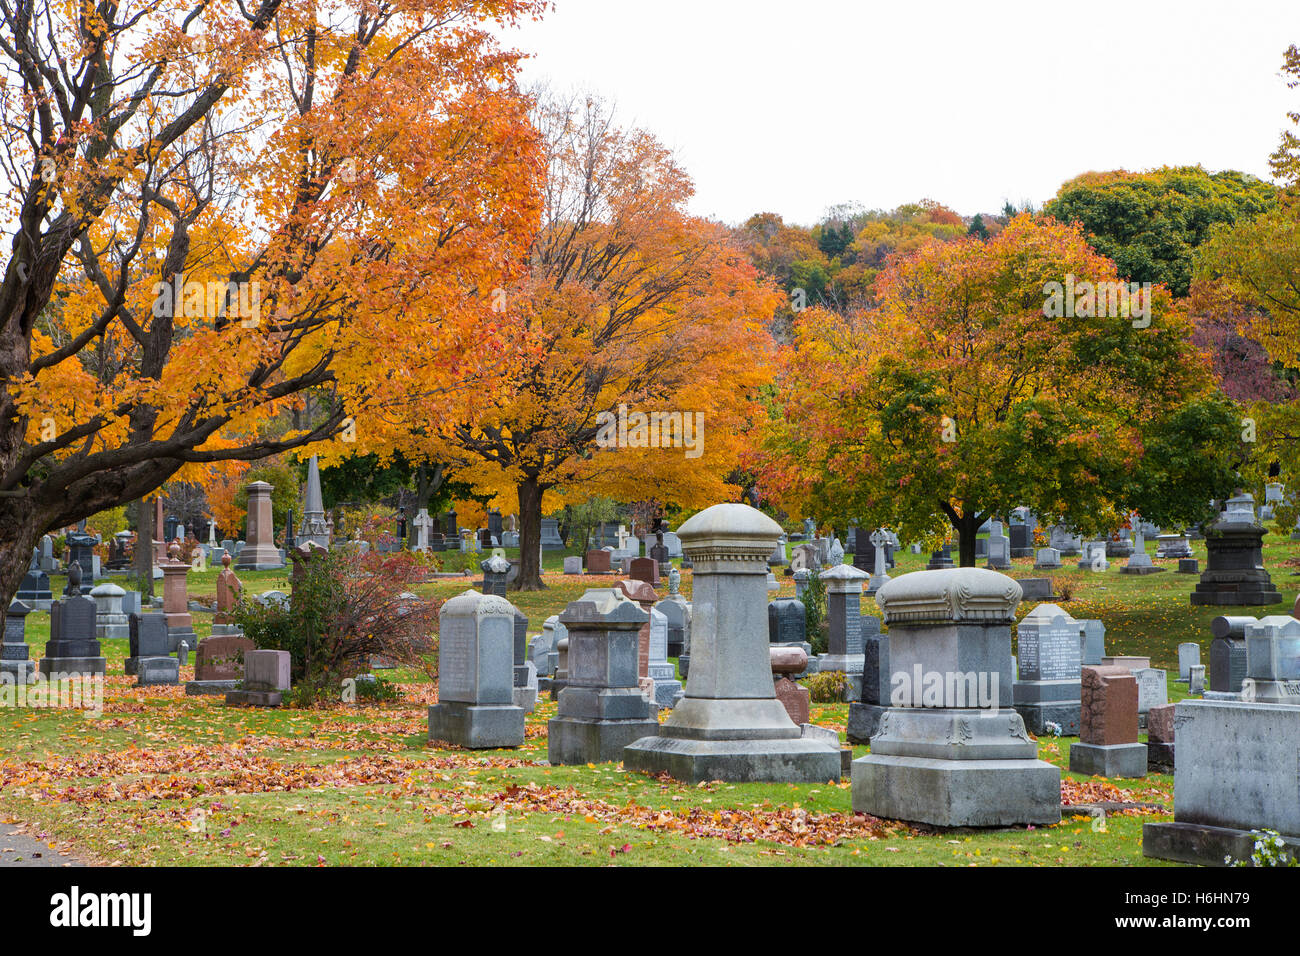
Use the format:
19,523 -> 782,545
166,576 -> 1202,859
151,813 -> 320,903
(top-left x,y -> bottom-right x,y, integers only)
503,0 -> 1300,226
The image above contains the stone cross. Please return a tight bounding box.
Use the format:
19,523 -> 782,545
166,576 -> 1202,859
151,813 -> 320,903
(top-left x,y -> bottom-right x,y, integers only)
412,508 -> 434,552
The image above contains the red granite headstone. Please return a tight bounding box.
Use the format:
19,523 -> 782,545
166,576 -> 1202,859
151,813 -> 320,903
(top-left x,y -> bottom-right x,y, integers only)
1080,665 -> 1139,746
586,550 -> 611,574
629,557 -> 660,586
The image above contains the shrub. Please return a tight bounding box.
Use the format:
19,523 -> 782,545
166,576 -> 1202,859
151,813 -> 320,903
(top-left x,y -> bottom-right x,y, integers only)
803,570 -> 829,655
1056,579 -> 1075,601
807,669 -> 849,702
231,549 -> 440,704
1226,830 -> 1298,867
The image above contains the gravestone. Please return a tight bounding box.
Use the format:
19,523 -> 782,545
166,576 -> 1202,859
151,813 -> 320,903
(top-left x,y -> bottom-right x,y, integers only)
17,548 -> 53,610
39,575 -> 106,677
769,537 -> 787,567
1078,618 -> 1106,666
1143,696 -> 1300,864
1156,533 -> 1193,559
1033,547 -> 1061,570
1106,528 -> 1134,558
851,568 -> 1060,826
623,504 -> 841,783
427,591 -> 525,748
562,556 -> 582,575
412,509 -> 434,552
1178,642 -> 1201,681
629,556 -> 660,587
614,578 -> 657,701
790,542 -> 820,572
1177,558 -> 1200,574
65,532 -> 96,588
864,529 -> 890,595
1133,667 -> 1169,721
1241,616 -> 1300,704
90,583 -> 130,641
1146,702 -> 1177,773
1120,522 -> 1164,575
772,646 -> 811,725
647,607 -> 683,708
186,633 -> 255,695
539,518 -> 565,551
818,564 -> 869,699
226,650 -> 290,707
1017,578 -> 1055,602
1013,603 -> 1082,735
480,554 -> 511,597
125,611 -> 170,677
1189,664 -> 1206,696
767,598 -> 806,647
161,544 -> 197,652
1009,520 -> 1034,559
926,544 -> 954,570
1190,494 -> 1282,605
1049,525 -> 1082,555
132,609 -> 180,687
235,481 -> 286,569
792,568 -> 811,600
1209,615 -> 1251,694
657,585 -> 691,664
2,599 -> 35,684
845,616 -> 888,744
1069,666 -> 1146,777
548,589 -> 660,764
1077,540 -> 1108,571
512,607 -> 537,713
532,617 -> 557,680
586,549 -> 612,575
39,534 -> 56,573
984,521 -> 1011,569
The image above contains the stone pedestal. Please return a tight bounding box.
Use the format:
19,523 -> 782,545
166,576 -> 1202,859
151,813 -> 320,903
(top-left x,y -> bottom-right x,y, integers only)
226,649 -> 291,708
427,591 -> 524,748
1190,496 -> 1281,605
548,589 -> 659,764
160,550 -> 197,652
90,583 -> 130,641
850,568 -> 1059,827
623,504 -> 841,783
186,633 -> 255,695
235,480 -> 286,570
817,564 -> 869,699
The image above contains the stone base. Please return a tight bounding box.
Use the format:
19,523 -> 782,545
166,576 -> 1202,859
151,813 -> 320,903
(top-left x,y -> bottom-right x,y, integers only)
137,657 -> 180,686
1143,821 -> 1300,867
652,678 -> 684,709
1119,565 -> 1166,575
1190,587 -> 1283,606
185,679 -> 239,696
428,701 -> 525,749
38,657 -> 106,678
0,659 -> 35,684
1013,700 -> 1080,736
851,753 -> 1061,827
1147,741 -> 1175,773
548,716 -> 661,765
846,702 -> 889,744
225,689 -> 283,707
549,679 -> 567,701
1068,741 -> 1147,778
622,734 -> 842,783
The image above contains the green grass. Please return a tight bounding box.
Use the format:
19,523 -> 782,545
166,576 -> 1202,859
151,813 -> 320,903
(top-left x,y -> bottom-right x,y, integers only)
6,532 -> 1295,866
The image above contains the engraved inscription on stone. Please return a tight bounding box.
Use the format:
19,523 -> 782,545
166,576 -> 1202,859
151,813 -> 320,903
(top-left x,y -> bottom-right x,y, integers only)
1020,618 -> 1080,682
439,614 -> 476,702
844,595 -> 863,656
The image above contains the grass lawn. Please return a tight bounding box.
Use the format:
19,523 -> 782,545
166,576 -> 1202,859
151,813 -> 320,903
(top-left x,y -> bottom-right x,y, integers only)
4,532 -> 1295,866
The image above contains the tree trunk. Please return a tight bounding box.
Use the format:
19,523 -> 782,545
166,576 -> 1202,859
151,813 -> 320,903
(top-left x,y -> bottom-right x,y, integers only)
135,496 -> 155,599
514,476 -> 546,591
942,505 -> 985,568
0,505 -> 42,632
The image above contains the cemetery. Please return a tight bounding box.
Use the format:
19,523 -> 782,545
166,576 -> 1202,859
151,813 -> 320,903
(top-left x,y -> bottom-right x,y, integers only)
3,0 -> 1300,893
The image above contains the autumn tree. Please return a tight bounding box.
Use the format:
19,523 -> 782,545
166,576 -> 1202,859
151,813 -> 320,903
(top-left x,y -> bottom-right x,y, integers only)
428,93 -> 781,589
757,216 -> 1241,566
0,0 -> 543,609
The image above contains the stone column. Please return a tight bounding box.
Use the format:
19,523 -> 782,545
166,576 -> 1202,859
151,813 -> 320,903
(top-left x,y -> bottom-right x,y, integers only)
819,563 -> 869,689
623,503 -> 841,783
161,544 -> 197,653
235,480 -> 285,570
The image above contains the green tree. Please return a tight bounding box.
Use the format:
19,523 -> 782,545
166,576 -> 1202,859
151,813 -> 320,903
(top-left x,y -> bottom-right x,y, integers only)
1044,167 -> 1277,296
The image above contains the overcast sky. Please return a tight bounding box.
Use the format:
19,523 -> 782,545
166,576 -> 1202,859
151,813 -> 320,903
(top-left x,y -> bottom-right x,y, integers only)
503,0 -> 1300,226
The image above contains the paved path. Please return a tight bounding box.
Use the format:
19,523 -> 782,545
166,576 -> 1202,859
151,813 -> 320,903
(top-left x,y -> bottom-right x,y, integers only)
0,823 -> 83,867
